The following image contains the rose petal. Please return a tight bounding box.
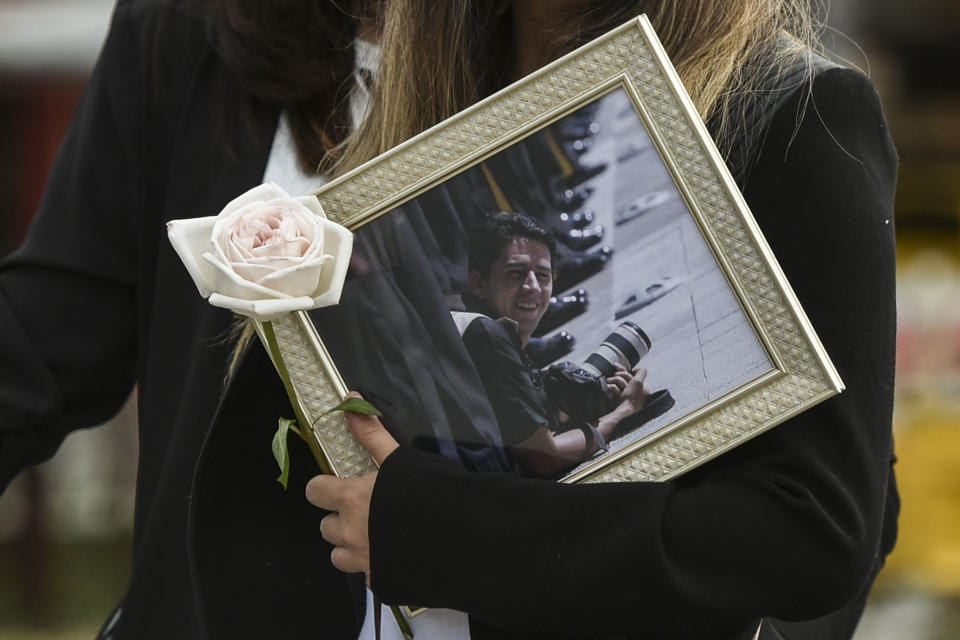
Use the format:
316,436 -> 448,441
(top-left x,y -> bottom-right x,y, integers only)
247,235 -> 312,259
202,252 -> 292,300
296,195 -> 327,220
167,216 -> 218,297
230,262 -> 285,283
255,256 -> 329,296
230,257 -> 319,289
217,183 -> 291,216
208,292 -> 316,322
308,219 -> 354,308
226,232 -> 258,261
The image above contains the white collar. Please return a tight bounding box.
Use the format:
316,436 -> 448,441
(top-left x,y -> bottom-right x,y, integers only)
262,39 -> 382,195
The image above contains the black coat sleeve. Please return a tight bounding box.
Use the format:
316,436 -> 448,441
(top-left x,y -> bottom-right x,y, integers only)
0,0 -> 146,490
366,67 -> 898,638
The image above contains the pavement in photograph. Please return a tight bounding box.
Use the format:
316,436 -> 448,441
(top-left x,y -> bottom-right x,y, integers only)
544,89 -> 772,468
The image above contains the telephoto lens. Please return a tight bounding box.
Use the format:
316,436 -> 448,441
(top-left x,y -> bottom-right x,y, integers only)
581,321 -> 651,378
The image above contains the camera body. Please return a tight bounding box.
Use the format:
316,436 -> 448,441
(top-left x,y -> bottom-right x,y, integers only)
541,322 -> 651,422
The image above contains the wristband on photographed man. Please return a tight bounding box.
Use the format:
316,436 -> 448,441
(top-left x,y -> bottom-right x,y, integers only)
578,422 -> 610,455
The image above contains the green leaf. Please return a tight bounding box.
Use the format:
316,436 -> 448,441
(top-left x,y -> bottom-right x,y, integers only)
272,417 -> 297,489
325,397 -> 383,417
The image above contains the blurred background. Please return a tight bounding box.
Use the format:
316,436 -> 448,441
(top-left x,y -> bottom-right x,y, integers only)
0,0 -> 958,638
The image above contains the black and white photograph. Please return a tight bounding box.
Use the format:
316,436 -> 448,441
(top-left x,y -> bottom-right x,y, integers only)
309,86 -> 772,481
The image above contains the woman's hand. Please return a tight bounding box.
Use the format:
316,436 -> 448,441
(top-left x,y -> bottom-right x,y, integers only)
305,393 -> 398,577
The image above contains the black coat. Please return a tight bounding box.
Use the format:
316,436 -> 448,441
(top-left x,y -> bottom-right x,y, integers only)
0,1 -> 898,639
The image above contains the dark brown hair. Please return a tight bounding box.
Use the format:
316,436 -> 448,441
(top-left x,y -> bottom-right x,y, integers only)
468,211 -> 558,280
195,0 -> 380,172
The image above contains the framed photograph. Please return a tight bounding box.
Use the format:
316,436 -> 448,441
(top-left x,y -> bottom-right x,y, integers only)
257,14 -> 843,485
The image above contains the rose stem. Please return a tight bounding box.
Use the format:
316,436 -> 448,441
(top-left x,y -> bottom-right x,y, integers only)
261,320 -> 334,476
263,320 -> 414,640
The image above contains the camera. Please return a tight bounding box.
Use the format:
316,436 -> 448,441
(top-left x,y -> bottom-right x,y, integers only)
581,321 -> 651,378
541,322 -> 651,422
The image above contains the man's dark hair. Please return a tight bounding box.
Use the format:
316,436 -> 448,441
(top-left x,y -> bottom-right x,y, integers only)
468,211 -> 557,279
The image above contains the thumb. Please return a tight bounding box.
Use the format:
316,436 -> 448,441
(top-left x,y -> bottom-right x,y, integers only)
343,392 -> 398,466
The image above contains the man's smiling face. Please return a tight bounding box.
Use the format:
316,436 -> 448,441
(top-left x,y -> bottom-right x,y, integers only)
470,237 -> 553,345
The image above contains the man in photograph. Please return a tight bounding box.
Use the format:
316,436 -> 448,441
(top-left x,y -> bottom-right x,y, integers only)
452,211 -> 661,478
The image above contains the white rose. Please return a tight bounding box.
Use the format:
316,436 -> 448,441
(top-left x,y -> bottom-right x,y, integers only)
167,183 -> 353,322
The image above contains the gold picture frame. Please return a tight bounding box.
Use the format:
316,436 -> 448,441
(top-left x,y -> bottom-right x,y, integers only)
256,14 -> 843,486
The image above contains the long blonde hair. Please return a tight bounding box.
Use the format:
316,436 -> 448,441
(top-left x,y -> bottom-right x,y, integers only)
328,0 -> 823,177
230,0 -> 824,375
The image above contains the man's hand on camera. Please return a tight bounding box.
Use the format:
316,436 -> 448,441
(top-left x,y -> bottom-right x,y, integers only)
618,367 -> 650,413
605,363 -> 633,399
